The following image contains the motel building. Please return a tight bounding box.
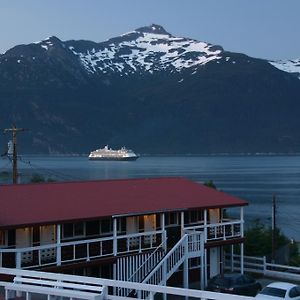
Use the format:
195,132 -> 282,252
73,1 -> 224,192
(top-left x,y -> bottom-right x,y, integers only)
0,177 -> 248,299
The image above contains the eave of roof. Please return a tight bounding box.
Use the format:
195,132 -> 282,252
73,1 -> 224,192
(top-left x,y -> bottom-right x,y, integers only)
0,177 -> 247,228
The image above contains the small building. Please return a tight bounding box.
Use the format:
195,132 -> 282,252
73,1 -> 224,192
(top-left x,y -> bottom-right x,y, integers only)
0,177 -> 247,289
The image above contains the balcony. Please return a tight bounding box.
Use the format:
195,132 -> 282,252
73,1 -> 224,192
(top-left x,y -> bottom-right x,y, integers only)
0,230 -> 164,269
184,219 -> 243,242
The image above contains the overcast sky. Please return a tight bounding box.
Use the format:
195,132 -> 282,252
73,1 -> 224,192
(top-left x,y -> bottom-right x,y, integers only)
1,0 -> 299,60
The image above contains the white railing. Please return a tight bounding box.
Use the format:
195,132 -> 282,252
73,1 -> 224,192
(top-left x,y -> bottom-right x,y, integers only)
186,230 -> 204,255
184,219 -> 242,241
140,231 -> 203,299
0,230 -> 165,269
227,254 -> 300,282
0,267 -> 254,300
116,241 -> 167,297
127,240 -> 166,282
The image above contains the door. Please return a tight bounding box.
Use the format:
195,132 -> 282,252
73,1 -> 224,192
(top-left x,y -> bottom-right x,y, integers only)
144,214 -> 156,245
208,209 -> 221,238
126,217 -> 139,248
40,225 -> 56,262
16,228 -> 33,264
209,247 -> 220,278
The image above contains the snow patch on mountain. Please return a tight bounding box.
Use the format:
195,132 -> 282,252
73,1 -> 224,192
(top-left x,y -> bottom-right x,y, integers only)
69,25 -> 223,75
270,59 -> 300,76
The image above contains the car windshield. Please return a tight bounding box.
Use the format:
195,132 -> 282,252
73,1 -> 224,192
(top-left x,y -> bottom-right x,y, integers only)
260,287 -> 287,298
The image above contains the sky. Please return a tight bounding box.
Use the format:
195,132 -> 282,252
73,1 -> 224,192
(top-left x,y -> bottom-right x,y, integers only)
0,0 -> 299,60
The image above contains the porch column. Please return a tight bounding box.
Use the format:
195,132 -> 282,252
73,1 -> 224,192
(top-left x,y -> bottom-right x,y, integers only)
204,209 -> 208,242
113,218 -> 117,256
240,207 -> 244,274
160,213 -> 167,251
231,244 -> 234,272
183,236 -> 189,290
180,211 -> 185,237
56,224 -> 61,266
200,232 -> 205,290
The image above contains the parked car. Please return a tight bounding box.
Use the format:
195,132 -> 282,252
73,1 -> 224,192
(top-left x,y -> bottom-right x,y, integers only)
255,282 -> 300,299
206,273 -> 262,296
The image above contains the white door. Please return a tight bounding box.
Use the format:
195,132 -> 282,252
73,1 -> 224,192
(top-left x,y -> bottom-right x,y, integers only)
16,228 -> 33,263
126,217 -> 139,247
40,225 -> 56,261
209,247 -> 220,278
144,214 -> 156,244
208,209 -> 221,238
209,209 -> 220,223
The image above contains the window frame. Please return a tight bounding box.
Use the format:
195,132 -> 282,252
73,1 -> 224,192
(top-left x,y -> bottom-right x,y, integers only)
0,230 -> 7,247
62,222 -> 86,240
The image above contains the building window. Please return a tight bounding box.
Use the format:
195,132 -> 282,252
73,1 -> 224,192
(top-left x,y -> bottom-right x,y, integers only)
191,210 -> 204,223
86,221 -> 100,236
119,218 -> 126,233
156,214 -> 161,229
100,219 -> 112,234
0,230 -> 6,246
165,212 -> 179,227
63,222 -> 85,239
184,210 -> 204,225
139,216 -> 144,232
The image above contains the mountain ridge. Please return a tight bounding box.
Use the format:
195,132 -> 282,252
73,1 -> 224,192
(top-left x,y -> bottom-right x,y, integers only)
0,24 -> 299,154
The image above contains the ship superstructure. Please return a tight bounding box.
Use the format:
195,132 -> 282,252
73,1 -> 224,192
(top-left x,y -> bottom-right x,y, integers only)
89,145 -> 139,161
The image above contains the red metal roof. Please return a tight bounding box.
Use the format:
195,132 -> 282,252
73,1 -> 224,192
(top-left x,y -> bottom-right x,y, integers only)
0,177 -> 247,228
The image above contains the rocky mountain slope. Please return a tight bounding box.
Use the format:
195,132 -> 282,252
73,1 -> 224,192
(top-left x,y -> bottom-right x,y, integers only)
0,24 -> 299,154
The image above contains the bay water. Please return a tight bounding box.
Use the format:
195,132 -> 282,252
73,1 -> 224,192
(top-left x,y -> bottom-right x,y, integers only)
1,155 -> 300,240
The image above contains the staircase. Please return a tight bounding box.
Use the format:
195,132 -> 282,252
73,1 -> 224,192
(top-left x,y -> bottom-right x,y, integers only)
116,241 -> 166,296
140,231 -> 204,299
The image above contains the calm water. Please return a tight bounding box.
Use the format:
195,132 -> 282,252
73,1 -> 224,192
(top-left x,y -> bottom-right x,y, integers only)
1,155 -> 300,240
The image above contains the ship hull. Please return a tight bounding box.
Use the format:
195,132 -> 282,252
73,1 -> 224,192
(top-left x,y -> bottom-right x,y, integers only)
89,156 -> 139,161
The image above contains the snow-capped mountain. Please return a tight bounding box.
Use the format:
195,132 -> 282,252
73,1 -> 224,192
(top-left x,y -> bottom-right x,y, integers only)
270,59 -> 300,77
66,24 -> 223,75
0,24 -> 300,154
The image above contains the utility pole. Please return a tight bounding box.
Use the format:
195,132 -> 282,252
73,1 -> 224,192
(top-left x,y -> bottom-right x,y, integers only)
4,125 -> 26,184
271,194 -> 277,263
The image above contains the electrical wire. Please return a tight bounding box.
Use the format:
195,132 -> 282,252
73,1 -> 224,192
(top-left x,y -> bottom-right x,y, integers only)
18,156 -> 82,181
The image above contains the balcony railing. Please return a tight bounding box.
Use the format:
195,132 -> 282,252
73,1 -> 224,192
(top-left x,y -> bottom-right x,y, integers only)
184,219 -> 242,242
0,230 -> 164,269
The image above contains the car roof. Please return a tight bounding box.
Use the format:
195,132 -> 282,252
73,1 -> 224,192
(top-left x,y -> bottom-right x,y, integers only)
218,273 -> 247,278
266,282 -> 298,290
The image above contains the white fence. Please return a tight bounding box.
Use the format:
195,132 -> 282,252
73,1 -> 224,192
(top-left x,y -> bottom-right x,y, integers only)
227,254 -> 300,282
0,267 -> 254,300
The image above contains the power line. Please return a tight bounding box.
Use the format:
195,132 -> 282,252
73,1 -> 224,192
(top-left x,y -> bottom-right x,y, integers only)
18,156 -> 82,181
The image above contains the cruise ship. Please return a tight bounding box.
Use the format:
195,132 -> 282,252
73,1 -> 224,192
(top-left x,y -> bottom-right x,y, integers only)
88,145 -> 139,161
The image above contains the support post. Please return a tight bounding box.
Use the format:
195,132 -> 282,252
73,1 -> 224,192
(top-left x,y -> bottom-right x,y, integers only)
112,262 -> 116,295
113,218 -> 117,256
204,209 -> 208,242
240,207 -> 244,274
4,125 -> 26,184
200,232 -> 205,290
162,260 -> 167,300
263,256 -> 267,275
160,213 -> 167,251
16,252 -> 21,269
56,224 -> 61,266
272,194 -> 277,263
180,211 -> 185,237
204,209 -> 208,286
231,244 -> 234,272
183,236 -> 189,290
